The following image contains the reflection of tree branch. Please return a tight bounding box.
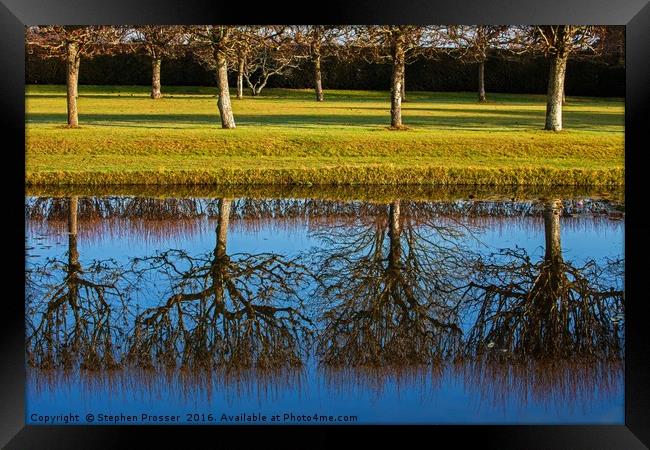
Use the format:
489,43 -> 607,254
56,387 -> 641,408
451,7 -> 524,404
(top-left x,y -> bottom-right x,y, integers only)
313,200 -> 475,367
127,199 -> 313,372
463,200 -> 624,361
27,197 -> 132,371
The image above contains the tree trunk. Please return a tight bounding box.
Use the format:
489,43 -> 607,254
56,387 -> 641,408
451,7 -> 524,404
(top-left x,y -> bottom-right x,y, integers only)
215,198 -> 231,260
543,199 -> 563,265
213,198 -> 231,302
314,53 -> 324,102
151,58 -> 162,99
255,76 -> 272,96
544,53 -> 568,131
68,196 -> 78,237
216,50 -> 236,129
67,196 -> 80,273
401,68 -> 407,103
478,60 -> 487,102
390,35 -> 406,129
237,58 -> 244,99
73,57 -> 80,98
66,43 -> 80,127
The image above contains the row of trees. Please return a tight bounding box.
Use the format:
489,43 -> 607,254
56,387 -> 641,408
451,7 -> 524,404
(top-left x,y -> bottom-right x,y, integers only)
26,25 -> 624,130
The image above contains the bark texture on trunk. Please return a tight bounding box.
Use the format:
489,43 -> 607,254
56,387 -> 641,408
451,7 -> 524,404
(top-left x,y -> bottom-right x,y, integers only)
236,58 -> 244,99
66,43 -> 80,127
390,34 -> 406,129
313,53 -> 324,102
73,57 -> 80,98
151,58 -> 162,99
544,54 -> 568,131
478,60 -> 487,102
216,50 -> 236,129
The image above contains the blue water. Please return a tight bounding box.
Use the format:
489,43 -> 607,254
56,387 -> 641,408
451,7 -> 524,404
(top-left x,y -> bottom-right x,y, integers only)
25,196 -> 625,425
26,362 -> 622,425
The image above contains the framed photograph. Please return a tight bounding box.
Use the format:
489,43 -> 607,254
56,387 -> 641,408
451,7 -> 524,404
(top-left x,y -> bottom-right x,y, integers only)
2,0 -> 649,447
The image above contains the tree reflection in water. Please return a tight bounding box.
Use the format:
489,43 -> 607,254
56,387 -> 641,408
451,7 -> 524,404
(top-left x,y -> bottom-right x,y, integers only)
311,199 -> 474,367
454,199 -> 624,410
463,199 -> 624,361
127,198 -> 313,372
25,194 -> 625,415
26,196 -> 132,371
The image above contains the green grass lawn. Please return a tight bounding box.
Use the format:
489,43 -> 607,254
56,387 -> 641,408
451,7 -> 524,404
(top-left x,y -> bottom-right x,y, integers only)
25,85 -> 625,185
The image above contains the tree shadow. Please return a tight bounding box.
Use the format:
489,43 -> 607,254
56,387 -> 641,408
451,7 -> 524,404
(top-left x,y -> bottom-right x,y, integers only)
26,107 -> 623,131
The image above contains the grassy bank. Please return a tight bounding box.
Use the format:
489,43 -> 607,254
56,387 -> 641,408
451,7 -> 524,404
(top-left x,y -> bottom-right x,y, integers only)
26,86 -> 625,186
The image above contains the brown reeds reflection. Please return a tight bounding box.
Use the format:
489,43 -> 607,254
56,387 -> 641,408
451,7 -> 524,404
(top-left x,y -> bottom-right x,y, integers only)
26,196 -> 623,244
28,366 -> 306,404
24,184 -> 625,204
319,364 -> 446,400
455,359 -> 623,413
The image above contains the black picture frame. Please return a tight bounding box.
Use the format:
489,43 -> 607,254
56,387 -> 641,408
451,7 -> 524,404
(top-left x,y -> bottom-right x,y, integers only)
2,0 -> 649,448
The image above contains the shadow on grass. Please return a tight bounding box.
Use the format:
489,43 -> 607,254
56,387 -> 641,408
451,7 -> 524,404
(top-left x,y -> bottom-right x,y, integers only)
26,109 -> 624,131
27,94 -> 220,100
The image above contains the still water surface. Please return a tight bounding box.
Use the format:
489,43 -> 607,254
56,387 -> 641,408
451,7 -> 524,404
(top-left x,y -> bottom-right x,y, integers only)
25,189 -> 625,424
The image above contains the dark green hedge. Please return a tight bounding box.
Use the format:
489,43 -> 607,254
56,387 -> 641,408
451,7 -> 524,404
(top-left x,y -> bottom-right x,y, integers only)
26,52 -> 624,97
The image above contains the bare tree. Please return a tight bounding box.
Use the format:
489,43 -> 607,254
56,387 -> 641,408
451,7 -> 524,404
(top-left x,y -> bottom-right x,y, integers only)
25,26 -> 124,127
293,26 -> 349,102
527,26 -> 604,131
230,26 -> 259,99
352,26 -> 440,129
129,26 -> 186,99
241,26 -> 305,97
189,26 -> 238,128
447,26 -> 510,102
